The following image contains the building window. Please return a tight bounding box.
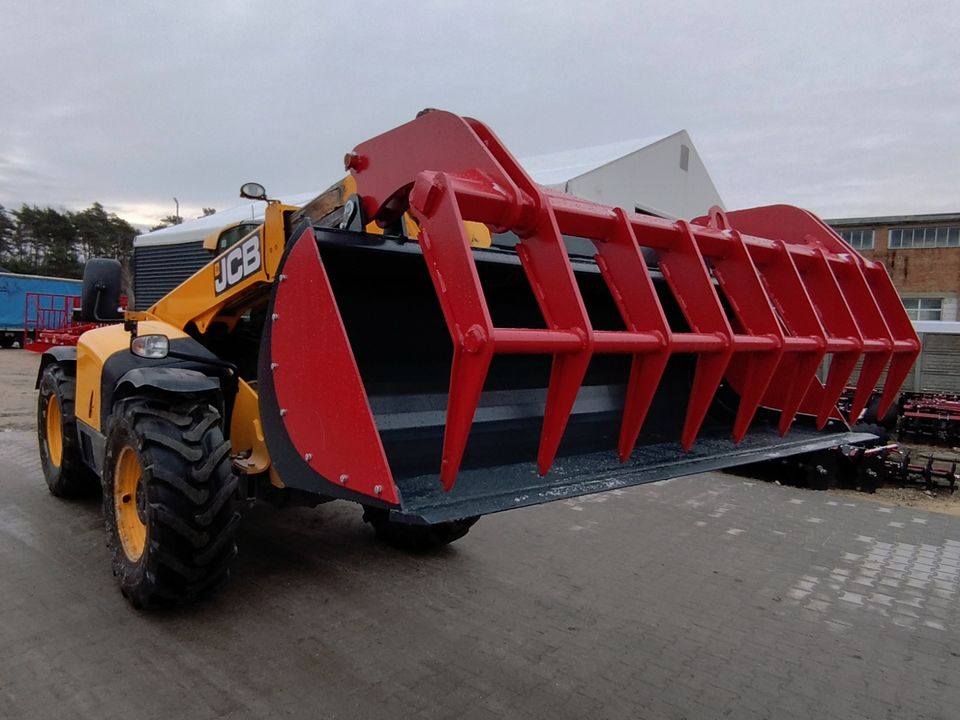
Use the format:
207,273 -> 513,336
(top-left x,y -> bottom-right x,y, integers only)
902,296 -> 943,321
889,226 -> 960,249
838,229 -> 875,250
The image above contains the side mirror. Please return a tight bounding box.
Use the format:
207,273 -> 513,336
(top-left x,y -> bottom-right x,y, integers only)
80,258 -> 123,323
240,182 -> 268,201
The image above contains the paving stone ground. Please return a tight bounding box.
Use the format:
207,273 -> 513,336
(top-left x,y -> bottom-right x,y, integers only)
1,353 -> 959,718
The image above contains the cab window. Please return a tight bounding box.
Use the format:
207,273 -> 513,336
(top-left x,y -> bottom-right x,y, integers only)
218,223 -> 259,252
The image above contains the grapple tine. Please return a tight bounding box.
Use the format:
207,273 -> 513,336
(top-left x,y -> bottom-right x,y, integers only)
776,352 -> 826,434
708,224 -> 785,440
682,354 -> 731,450
878,354 -> 916,417
538,353 -> 592,475
655,221 -> 734,449
408,172 -> 502,487
440,349 -> 494,489
618,353 -> 671,460
731,353 -> 782,441
512,212 -> 594,477
849,354 -> 889,423
464,124 -> 599,477
818,353 -> 860,428
593,209 -> 671,461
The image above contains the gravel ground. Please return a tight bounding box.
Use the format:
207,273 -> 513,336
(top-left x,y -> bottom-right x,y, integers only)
831,486 -> 960,518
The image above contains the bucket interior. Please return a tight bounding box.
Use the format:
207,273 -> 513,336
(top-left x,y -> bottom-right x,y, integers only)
313,228 -> 746,481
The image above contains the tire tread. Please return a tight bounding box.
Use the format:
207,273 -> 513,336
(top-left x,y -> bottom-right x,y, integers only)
104,395 -> 239,609
37,363 -> 97,498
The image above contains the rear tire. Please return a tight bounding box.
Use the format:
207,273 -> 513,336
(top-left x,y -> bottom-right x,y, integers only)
801,450 -> 839,491
362,506 -> 479,551
861,397 -> 899,431
103,395 -> 240,609
37,363 -> 98,497
0,335 -> 14,349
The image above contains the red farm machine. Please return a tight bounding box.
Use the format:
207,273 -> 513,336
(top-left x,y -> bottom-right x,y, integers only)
35,111 -> 920,608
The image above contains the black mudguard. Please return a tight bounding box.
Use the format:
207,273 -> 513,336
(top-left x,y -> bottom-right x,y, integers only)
114,367 -> 220,397
81,345 -> 229,477
35,346 -> 77,388
98,336 -> 230,429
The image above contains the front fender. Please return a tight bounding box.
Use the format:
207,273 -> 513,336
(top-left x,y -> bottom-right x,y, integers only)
114,367 -> 221,398
35,346 -> 78,388
112,367 -> 225,429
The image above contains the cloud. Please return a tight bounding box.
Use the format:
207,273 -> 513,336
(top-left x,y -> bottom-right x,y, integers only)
1,0 -> 958,226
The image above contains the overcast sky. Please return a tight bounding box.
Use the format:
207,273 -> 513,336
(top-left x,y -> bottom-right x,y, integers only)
1,0 -> 958,227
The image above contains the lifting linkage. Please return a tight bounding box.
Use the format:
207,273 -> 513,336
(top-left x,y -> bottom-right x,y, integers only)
343,110 -> 920,491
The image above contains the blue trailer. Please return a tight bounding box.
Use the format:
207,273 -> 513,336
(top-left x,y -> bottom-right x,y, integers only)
0,271 -> 82,348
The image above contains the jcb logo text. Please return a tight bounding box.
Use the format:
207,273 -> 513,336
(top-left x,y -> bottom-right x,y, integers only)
214,237 -> 261,294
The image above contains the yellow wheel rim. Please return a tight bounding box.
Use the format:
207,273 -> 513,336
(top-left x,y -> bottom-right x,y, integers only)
114,446 -> 147,562
45,394 -> 63,468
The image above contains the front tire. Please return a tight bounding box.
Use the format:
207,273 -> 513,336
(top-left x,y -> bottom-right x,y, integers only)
103,395 -> 240,609
37,363 -> 98,497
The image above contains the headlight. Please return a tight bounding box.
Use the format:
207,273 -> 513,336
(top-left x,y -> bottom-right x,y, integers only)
131,334 -> 169,359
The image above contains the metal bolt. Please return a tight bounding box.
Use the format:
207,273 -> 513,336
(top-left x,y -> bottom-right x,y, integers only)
271,313 -> 279,321
270,362 -> 279,370
339,473 -> 348,485
374,484 -> 383,495
304,452 -> 313,462
279,408 -> 287,417
278,273 -> 287,282
462,324 -> 487,354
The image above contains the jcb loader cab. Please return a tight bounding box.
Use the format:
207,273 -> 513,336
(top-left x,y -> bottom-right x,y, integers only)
36,111 -> 919,609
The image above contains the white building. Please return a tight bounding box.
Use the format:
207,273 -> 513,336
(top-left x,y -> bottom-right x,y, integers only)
522,130 -> 723,220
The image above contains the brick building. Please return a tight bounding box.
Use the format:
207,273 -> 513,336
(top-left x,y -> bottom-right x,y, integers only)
826,213 -> 960,322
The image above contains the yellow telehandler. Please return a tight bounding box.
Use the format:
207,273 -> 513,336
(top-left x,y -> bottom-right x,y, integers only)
36,110 -> 918,608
